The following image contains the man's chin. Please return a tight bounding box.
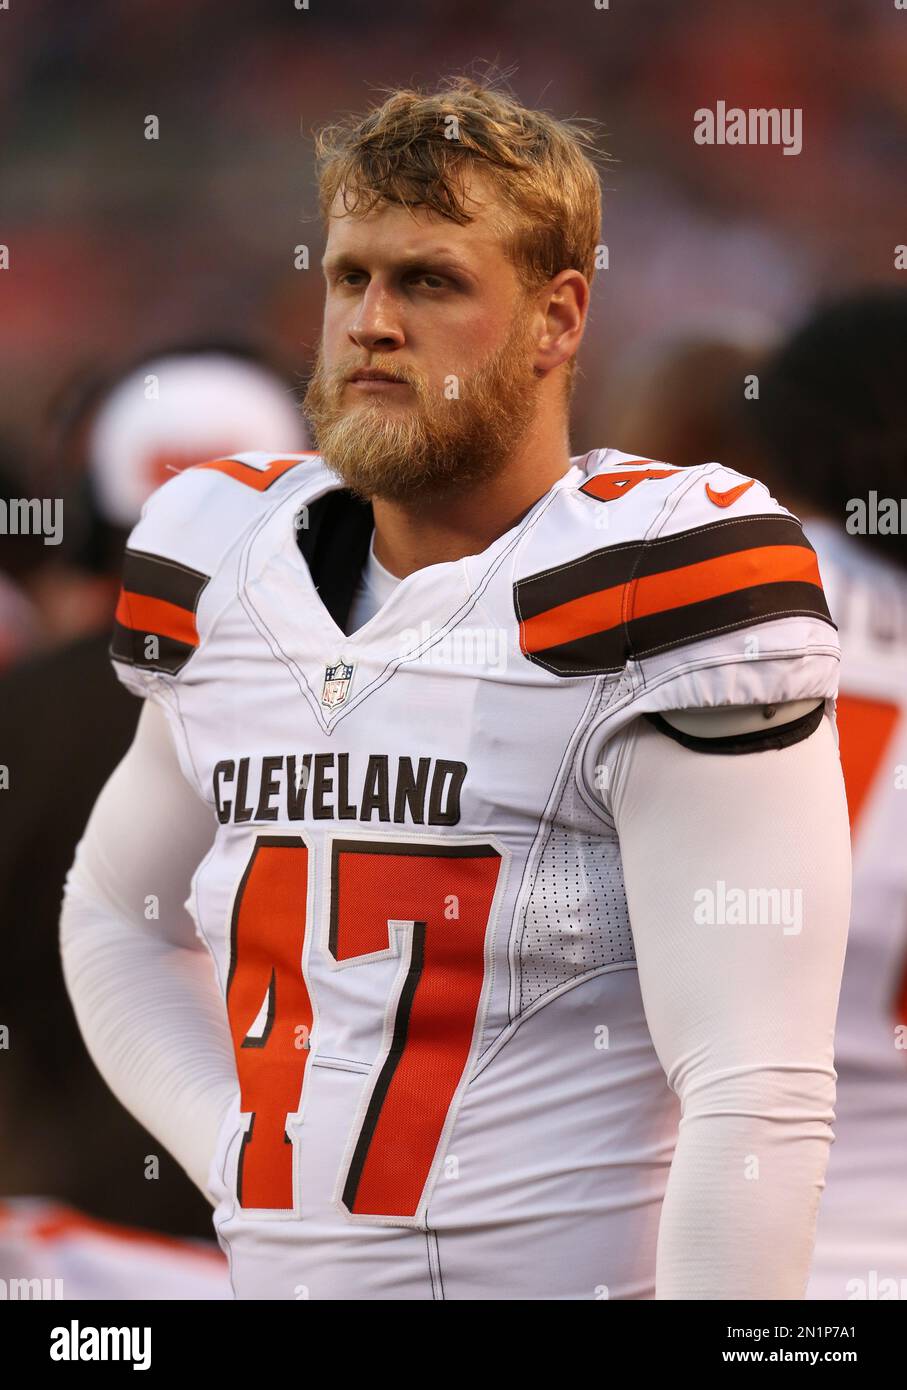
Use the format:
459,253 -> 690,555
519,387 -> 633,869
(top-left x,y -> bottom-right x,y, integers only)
318,438 -> 463,504
340,398 -> 414,426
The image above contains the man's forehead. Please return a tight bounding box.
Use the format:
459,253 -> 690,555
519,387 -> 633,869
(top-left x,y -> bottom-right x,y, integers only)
324,180 -> 508,264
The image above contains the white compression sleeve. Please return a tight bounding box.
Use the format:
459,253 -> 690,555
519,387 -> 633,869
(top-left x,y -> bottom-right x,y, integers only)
608,710 -> 851,1300
59,698 -> 238,1205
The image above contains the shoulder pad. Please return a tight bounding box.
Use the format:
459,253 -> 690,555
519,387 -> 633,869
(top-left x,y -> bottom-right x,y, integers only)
110,451 -> 326,683
514,449 -> 835,678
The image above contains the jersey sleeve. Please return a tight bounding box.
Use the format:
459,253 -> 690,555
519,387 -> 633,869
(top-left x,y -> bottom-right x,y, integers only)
611,465 -> 839,716
513,459 -> 841,805
59,699 -> 238,1205
109,451 -> 316,700
608,709 -> 851,1296
108,451 -> 318,792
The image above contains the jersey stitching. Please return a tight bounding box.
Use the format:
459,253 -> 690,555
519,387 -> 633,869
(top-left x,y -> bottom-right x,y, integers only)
210,1127 -> 239,1298
316,483 -> 569,729
571,642 -> 840,764
205,469 -> 324,661
631,608 -> 837,666
515,470 -> 804,678
124,547 -> 209,583
525,615 -> 839,678
470,961 -> 639,1081
234,477 -> 336,728
635,636 -> 840,687
593,710 -> 641,824
514,467 -> 760,589
502,683 -> 602,1027
516,472 -> 821,679
622,473 -> 778,677
186,834 -> 222,959
309,1055 -> 370,1073
496,678 -> 616,1029
167,681 -> 212,806
424,1227 -> 445,1300
513,813 -> 632,1018
116,462 -> 323,679
573,688 -> 632,832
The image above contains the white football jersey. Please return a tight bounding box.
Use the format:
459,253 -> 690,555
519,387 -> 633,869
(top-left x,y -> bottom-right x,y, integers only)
804,521 -> 907,1300
110,448 -> 840,1300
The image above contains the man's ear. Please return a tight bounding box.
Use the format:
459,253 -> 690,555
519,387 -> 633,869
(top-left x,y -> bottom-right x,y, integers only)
648,699 -> 826,754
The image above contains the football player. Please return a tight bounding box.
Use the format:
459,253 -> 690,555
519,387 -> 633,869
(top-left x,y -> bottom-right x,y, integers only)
59,76 -> 850,1299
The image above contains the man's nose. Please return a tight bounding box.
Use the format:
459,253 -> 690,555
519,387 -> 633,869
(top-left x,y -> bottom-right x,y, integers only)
348,285 -> 405,354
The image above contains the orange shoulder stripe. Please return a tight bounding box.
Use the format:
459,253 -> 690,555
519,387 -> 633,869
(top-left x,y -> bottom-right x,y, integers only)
521,542 -> 822,654
115,588 -> 200,648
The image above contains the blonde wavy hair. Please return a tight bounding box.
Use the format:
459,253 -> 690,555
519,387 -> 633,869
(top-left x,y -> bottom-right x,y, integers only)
313,74 -> 606,390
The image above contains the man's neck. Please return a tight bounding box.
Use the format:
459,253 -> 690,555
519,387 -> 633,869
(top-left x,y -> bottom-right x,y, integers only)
370,439 -> 573,579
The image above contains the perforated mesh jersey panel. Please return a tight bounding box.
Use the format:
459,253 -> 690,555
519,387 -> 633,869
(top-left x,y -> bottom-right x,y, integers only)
516,766 -> 635,1013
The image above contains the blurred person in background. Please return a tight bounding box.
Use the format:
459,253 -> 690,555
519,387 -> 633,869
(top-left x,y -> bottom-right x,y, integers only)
609,292 -> 907,1301
31,342 -> 310,648
604,325 -> 774,475
0,1196 -> 231,1301
751,291 -> 907,1302
0,341 -> 309,1255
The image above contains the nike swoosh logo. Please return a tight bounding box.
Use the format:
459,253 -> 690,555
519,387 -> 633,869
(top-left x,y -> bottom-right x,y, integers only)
705,478 -> 755,508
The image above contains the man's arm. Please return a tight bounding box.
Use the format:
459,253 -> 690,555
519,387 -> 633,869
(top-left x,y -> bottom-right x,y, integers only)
59,699 -> 238,1205
609,708 -> 851,1299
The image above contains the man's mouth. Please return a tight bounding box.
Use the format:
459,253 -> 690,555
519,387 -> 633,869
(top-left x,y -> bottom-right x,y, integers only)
347,369 -> 410,390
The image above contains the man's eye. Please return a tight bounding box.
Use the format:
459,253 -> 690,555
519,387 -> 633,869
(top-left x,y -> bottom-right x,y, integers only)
412,274 -> 446,289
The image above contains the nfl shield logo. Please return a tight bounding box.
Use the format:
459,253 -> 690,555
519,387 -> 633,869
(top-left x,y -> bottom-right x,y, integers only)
321,660 -> 354,709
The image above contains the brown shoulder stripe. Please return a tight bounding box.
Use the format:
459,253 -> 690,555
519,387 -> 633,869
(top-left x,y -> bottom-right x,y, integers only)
110,548 -> 210,675
514,514 -> 834,677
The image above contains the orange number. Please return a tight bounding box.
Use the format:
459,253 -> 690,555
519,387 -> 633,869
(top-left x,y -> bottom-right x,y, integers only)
225,836 -> 502,1218
196,454 -> 317,491
227,836 -> 312,1210
581,465 -> 681,503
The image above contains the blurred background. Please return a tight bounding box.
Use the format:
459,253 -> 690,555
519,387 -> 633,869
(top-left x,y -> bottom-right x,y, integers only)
0,0 -> 905,1297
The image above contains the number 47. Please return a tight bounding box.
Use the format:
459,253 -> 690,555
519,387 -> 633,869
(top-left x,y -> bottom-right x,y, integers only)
225,835 -> 504,1221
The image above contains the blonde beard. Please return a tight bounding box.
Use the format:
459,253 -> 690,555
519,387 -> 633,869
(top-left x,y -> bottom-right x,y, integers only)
302,309 -> 542,502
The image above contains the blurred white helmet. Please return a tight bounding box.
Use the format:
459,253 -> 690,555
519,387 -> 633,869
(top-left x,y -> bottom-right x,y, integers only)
87,350 -> 309,527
